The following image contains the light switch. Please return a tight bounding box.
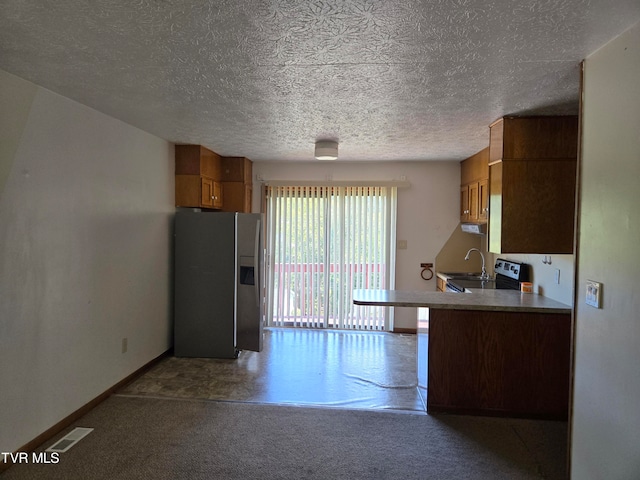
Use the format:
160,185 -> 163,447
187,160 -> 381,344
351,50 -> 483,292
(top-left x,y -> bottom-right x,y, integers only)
586,280 -> 602,308
397,240 -> 407,250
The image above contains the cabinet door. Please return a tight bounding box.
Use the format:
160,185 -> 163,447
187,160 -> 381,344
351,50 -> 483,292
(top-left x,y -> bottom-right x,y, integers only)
460,185 -> 469,221
478,179 -> 489,222
489,160 -> 576,254
468,182 -> 480,222
200,177 -> 214,208
212,181 -> 223,209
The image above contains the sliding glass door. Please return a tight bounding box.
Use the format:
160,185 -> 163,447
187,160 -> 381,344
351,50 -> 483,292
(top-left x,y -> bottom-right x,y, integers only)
264,185 -> 396,330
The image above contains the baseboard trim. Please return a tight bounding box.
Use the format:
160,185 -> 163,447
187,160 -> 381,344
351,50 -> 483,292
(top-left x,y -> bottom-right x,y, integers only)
0,349 -> 171,472
393,327 -> 417,334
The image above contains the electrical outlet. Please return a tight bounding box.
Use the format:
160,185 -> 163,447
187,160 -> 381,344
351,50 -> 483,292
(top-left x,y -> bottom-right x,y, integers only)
586,280 -> 602,308
122,337 -> 128,354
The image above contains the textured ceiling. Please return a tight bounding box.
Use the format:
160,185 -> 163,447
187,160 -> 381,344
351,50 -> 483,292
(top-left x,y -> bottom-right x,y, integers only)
1,1 -> 639,162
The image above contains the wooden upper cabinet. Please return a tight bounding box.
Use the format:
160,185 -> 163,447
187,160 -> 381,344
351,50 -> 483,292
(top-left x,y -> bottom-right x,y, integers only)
175,145 -> 223,209
460,185 -> 470,221
175,145 -> 222,179
460,147 -> 489,223
221,157 -> 252,184
478,178 -> 489,222
220,156 -> 253,213
488,116 -> 578,254
489,116 -> 579,163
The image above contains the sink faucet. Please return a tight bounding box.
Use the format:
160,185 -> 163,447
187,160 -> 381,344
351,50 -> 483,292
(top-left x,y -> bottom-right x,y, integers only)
465,248 -> 489,280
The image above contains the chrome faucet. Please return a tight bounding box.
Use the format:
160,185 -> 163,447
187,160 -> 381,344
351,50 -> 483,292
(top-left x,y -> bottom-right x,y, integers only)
465,248 -> 489,280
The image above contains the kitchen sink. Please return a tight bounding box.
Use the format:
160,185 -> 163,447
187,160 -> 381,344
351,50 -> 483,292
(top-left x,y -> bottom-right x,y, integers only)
441,272 -> 494,281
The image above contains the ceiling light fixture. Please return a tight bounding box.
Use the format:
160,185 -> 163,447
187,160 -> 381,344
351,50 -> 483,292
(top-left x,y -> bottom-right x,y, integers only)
314,140 -> 339,161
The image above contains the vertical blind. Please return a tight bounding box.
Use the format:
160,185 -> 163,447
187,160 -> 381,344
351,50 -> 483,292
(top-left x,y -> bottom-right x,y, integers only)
264,185 -> 397,330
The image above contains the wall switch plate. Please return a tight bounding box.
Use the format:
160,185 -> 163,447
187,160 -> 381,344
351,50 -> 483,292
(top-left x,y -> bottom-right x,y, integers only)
586,280 -> 602,308
397,239 -> 407,250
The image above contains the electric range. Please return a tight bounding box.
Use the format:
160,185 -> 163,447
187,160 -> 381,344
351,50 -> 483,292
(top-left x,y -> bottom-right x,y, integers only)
446,258 -> 530,293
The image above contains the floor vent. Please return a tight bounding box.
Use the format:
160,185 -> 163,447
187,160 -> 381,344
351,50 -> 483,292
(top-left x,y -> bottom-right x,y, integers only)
46,427 -> 94,453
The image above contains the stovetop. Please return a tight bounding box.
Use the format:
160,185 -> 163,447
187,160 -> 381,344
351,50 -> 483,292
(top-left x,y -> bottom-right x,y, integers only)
447,258 -> 530,292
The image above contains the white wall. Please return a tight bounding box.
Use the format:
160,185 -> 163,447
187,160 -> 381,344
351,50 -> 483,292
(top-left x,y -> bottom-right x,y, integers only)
487,252 -> 574,306
571,22 -> 640,479
0,69 -> 174,453
253,161 -> 461,330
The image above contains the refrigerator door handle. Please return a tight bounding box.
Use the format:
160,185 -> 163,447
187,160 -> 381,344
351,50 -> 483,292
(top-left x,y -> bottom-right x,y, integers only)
254,219 -> 260,307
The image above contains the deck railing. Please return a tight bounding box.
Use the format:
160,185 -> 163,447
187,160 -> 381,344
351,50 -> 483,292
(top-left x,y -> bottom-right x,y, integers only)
268,262 -> 387,330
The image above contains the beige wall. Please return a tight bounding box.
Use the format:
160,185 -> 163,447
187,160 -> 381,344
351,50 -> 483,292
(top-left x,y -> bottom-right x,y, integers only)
253,161 -> 461,330
571,22 -> 640,479
0,70 -> 174,453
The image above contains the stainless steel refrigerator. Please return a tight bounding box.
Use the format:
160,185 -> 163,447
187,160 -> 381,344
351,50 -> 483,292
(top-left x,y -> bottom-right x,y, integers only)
174,210 -> 264,358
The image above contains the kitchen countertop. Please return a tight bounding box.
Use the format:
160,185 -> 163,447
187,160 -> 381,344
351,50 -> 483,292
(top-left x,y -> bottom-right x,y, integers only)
352,289 -> 572,314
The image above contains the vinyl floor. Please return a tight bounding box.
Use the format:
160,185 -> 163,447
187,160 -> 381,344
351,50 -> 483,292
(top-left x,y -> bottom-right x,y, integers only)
119,328 -> 425,412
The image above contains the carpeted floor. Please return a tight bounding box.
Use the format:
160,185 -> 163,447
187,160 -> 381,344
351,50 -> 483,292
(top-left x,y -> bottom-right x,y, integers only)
1,395 -> 567,480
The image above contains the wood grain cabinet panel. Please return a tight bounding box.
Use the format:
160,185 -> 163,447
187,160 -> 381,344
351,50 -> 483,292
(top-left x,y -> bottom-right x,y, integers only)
488,116 -> 578,254
221,156 -> 253,213
478,179 -> 489,222
221,182 -> 251,213
460,185 -> 470,221
221,156 -> 252,184
427,308 -> 571,419
175,145 -> 223,209
489,116 -> 578,162
460,147 -> 489,224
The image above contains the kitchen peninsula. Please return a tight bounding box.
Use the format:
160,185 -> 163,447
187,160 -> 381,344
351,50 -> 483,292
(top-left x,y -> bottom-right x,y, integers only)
353,289 -> 572,420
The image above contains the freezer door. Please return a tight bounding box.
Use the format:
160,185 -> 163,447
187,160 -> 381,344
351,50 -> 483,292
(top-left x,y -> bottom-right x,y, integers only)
174,211 -> 237,358
235,213 -> 263,352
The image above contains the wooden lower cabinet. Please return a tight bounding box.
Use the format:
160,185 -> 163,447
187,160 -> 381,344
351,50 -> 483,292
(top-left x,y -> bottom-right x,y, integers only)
427,308 -> 571,419
436,277 -> 447,292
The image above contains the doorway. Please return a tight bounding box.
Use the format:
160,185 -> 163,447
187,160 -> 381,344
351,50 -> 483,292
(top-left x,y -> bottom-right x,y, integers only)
263,184 -> 397,331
